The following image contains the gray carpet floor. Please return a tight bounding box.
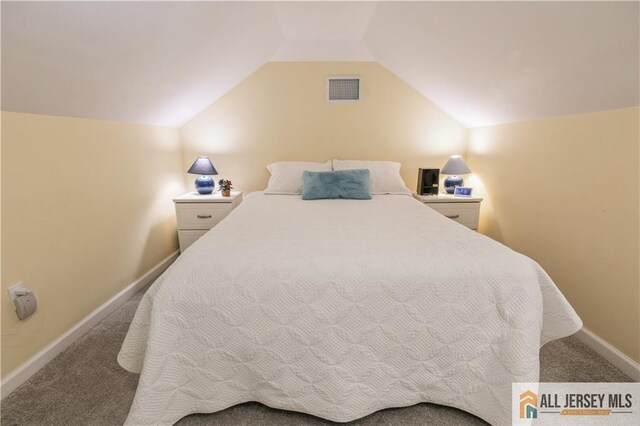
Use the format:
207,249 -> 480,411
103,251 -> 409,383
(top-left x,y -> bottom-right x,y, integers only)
1,286 -> 632,426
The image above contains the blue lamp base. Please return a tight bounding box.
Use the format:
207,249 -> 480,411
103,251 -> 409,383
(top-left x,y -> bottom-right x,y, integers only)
444,176 -> 463,194
194,175 -> 214,194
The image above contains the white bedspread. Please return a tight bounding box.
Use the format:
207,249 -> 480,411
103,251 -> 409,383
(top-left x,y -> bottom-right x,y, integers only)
118,193 -> 582,425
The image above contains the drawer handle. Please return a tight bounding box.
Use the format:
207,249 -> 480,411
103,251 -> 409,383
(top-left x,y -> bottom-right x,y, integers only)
445,214 -> 460,219
197,214 -> 212,219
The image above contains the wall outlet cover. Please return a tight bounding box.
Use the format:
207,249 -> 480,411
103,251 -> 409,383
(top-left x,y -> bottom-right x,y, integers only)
7,282 -> 27,303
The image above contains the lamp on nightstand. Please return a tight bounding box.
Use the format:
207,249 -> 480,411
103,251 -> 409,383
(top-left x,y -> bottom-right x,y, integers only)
188,156 -> 218,195
441,155 -> 471,194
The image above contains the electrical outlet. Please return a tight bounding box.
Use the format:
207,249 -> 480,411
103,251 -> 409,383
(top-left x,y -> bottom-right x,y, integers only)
7,282 -> 27,304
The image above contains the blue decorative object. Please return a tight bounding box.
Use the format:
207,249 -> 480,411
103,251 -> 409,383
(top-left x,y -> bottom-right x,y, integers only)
187,156 -> 218,195
194,175 -> 215,194
302,169 -> 372,200
441,155 -> 471,194
444,175 -> 464,193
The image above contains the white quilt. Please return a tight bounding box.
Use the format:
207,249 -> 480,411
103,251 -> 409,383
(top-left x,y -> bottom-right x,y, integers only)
118,193 -> 582,425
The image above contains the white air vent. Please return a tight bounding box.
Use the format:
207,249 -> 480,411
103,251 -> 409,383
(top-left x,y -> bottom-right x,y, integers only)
326,76 -> 361,102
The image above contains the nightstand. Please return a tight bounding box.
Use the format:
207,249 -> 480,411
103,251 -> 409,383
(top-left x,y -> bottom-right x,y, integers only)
413,193 -> 482,230
173,191 -> 243,252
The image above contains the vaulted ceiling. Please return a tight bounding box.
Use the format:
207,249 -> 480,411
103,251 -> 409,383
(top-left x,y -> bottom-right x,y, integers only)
2,1 -> 638,128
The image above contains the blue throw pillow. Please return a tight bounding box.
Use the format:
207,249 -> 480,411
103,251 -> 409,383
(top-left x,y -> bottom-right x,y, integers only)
302,169 -> 372,200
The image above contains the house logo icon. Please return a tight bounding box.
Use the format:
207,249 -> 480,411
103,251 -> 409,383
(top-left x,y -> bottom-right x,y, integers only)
520,390 -> 538,419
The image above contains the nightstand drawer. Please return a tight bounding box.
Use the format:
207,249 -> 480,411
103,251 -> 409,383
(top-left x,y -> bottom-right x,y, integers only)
173,191 -> 243,252
427,203 -> 479,229
178,230 -> 208,251
176,203 -> 232,230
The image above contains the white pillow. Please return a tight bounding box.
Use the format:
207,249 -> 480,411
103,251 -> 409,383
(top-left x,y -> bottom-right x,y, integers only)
265,161 -> 332,194
332,160 -> 411,195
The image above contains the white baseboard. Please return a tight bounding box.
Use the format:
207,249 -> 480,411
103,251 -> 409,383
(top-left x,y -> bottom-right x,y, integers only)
0,250 -> 179,399
575,327 -> 640,382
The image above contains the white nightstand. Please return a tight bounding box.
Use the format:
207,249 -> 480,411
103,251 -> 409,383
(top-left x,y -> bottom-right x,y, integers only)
414,193 -> 483,230
173,191 -> 243,252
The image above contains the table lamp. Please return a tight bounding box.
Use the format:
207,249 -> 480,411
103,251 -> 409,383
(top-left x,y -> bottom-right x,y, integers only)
441,155 -> 471,194
188,156 -> 218,194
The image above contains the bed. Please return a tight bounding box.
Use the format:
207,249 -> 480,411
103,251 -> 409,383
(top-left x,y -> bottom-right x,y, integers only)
118,192 -> 582,425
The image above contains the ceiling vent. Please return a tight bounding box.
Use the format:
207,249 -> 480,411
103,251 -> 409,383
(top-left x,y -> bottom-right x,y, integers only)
326,76 -> 361,102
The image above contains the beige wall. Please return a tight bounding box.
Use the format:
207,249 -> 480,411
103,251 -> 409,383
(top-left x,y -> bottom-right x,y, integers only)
1,112 -> 185,377
180,62 -> 467,192
467,107 -> 640,363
